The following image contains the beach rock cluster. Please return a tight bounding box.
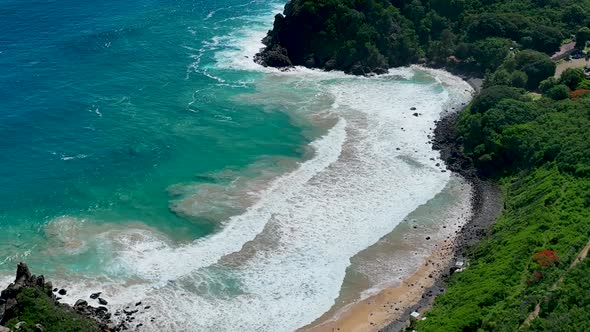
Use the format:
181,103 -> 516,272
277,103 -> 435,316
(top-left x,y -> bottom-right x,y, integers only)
379,102 -> 504,331
0,263 -> 145,332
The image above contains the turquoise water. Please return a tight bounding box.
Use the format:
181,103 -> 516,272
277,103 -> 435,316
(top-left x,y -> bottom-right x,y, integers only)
0,0 -> 475,330
0,0 -> 308,271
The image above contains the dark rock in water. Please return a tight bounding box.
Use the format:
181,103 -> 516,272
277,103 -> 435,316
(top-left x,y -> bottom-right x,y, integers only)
413,113 -> 419,117
74,299 -> 88,308
53,288 -> 58,292
58,289 -> 67,296
410,107 -> 417,110
374,67 -> 388,75
90,292 -> 101,300
135,301 -> 142,307
144,306 -> 151,310
426,236 -> 431,240
123,309 -> 138,316
254,44 -> 292,68
98,298 -> 108,305
350,64 -> 365,76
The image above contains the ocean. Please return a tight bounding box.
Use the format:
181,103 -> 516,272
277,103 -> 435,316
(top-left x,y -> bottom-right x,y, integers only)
0,0 -> 473,330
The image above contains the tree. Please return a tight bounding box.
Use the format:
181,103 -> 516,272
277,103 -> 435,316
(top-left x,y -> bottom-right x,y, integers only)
470,85 -> 524,114
576,27 -> 590,49
539,77 -> 559,93
512,50 -> 556,90
545,84 -> 570,100
560,68 -> 586,90
510,70 -> 528,88
527,26 -> 564,54
563,5 -> 588,26
472,38 -> 513,71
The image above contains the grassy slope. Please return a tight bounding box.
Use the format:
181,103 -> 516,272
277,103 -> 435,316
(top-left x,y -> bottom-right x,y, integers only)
418,167 -> 590,331
3,287 -> 99,332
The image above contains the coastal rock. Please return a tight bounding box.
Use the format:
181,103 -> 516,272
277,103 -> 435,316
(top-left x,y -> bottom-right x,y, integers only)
254,44 -> 292,68
98,298 -> 108,305
58,289 -> 67,296
0,263 -> 128,332
90,292 -> 101,300
254,1 -> 408,75
74,300 -> 88,308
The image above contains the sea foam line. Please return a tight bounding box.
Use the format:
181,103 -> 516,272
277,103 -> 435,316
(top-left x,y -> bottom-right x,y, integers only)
43,1 -> 475,331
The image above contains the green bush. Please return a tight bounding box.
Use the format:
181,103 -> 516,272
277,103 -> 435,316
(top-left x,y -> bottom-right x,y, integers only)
417,167 -> 590,331
5,288 -> 99,332
560,68 -> 586,90
545,84 -> 570,100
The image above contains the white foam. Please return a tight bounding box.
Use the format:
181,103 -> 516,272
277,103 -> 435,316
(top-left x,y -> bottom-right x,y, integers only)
53,69 -> 472,332
43,3 -> 476,331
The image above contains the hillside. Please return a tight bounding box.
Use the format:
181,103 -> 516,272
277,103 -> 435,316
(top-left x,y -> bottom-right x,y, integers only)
257,1 -> 590,331
256,0 -> 590,75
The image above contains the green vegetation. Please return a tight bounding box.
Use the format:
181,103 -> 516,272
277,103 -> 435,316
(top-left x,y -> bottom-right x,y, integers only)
529,258 -> 590,331
4,288 -> 99,332
417,167 -> 590,331
415,36 -> 590,331
576,27 -> 590,49
258,0 -> 590,330
259,0 -> 590,74
259,0 -> 590,330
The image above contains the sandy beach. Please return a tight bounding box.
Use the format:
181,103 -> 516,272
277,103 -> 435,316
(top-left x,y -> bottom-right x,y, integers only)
301,75 -> 503,332
302,176 -> 502,332
302,241 -> 455,332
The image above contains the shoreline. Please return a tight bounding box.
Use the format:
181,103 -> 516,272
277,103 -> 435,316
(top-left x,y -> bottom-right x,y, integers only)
302,72 -> 503,332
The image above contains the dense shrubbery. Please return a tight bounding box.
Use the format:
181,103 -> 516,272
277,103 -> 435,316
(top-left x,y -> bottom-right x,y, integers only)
457,89 -> 590,177
4,288 -> 99,332
417,167 -> 590,331
528,258 -> 590,331
416,22 -> 590,330
257,1 -> 590,330
258,0 -> 590,74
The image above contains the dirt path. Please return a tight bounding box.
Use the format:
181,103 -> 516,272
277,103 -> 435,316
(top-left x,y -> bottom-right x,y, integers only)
555,58 -> 588,77
521,239 -> 590,327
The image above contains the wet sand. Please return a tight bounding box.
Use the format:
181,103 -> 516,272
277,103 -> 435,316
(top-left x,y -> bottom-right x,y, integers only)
302,177 -> 502,332
303,242 -> 454,332
302,75 -> 503,332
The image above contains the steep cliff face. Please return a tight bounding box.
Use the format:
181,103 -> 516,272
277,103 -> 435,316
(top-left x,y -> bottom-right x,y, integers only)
255,0 -> 420,75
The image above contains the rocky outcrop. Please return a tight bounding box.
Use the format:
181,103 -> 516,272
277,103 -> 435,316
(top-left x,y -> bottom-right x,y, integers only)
0,263 -> 134,332
254,0 -> 414,75
0,263 -> 55,326
254,43 -> 292,68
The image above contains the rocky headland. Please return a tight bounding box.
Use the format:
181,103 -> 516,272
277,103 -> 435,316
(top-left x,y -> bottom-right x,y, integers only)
0,263 -> 144,332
